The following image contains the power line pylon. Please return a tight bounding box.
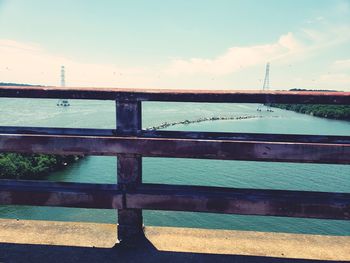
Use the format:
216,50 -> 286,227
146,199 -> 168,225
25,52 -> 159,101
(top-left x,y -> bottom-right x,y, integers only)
61,65 -> 66,87
262,62 -> 270,91
57,65 -> 70,106
257,63 -> 272,112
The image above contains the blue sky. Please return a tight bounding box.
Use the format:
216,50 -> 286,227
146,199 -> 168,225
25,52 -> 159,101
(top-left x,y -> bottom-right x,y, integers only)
0,0 -> 349,90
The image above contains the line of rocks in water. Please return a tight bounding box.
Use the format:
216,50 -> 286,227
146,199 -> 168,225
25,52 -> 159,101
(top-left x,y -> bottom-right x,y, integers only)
146,115 -> 274,130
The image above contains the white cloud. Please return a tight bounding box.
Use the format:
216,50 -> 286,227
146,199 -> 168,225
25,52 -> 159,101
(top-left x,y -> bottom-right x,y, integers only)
278,32 -> 304,51
316,59 -> 350,90
318,73 -> 350,89
0,20 -> 349,91
164,18 -> 350,78
164,32 -> 304,76
0,39 -> 153,87
331,59 -> 350,71
293,58 -> 350,91
287,71 -> 350,91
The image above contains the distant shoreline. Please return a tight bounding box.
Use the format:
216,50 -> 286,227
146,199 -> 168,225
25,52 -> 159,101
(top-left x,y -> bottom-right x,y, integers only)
0,154 -> 83,180
270,104 -> 350,121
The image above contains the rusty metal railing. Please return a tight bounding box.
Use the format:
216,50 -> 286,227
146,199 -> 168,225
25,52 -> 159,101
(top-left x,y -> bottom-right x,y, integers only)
0,86 -> 349,243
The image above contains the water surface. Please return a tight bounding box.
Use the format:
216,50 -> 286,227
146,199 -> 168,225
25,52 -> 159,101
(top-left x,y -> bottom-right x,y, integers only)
0,99 -> 349,235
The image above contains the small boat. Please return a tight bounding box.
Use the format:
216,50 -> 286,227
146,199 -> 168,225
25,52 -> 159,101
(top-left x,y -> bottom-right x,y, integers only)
57,99 -> 70,107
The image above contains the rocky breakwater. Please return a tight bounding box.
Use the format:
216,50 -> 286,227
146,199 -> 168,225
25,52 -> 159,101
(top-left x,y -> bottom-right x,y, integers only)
146,115 -> 276,130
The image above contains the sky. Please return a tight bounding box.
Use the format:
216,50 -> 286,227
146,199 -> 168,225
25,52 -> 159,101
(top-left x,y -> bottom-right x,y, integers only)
0,0 -> 349,90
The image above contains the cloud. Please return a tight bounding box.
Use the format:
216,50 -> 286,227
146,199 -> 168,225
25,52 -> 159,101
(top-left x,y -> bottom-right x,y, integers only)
319,73 -> 350,86
318,73 -> 350,89
294,58 -> 350,91
164,19 -> 350,78
331,59 -> 350,71
0,19 -> 349,90
316,58 -> 350,90
0,39 -> 153,87
164,33 -> 304,76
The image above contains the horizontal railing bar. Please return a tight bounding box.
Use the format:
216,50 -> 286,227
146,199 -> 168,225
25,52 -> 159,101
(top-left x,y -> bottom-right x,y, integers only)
0,86 -> 349,104
0,180 -> 122,209
1,180 -> 349,220
127,184 -> 350,220
0,126 -> 116,136
0,126 -> 349,144
0,133 -> 349,164
142,130 -> 350,144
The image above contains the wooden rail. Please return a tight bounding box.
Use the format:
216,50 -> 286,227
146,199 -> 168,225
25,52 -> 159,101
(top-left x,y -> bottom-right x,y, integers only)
0,86 -> 349,243
0,86 -> 349,103
0,133 -> 349,164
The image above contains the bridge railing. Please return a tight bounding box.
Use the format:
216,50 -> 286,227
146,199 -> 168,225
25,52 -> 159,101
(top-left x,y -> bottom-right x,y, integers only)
0,86 -> 349,243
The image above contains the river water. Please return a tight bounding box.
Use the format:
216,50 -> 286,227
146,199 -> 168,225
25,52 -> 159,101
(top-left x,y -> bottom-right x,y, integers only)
0,98 -> 349,235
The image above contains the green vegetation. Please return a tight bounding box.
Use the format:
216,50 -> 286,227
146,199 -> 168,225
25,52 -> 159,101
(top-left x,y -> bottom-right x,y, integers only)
271,89 -> 350,121
271,104 -> 350,120
0,82 -> 81,179
0,153 -> 81,179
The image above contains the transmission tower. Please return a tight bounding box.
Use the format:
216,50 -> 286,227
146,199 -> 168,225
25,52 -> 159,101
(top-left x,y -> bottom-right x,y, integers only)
257,63 -> 272,112
57,65 -> 70,106
262,62 -> 270,91
60,65 -> 65,87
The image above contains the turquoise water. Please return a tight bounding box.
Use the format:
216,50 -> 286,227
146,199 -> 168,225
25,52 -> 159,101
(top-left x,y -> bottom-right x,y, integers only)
0,99 -> 349,235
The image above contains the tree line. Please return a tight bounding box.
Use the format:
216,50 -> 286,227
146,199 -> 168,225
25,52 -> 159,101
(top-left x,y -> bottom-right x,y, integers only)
271,89 -> 350,121
271,104 -> 350,120
0,82 -> 79,179
0,154 -> 81,179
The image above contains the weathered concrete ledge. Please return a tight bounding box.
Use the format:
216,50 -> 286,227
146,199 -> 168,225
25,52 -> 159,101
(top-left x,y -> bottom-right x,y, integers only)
0,219 -> 349,262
